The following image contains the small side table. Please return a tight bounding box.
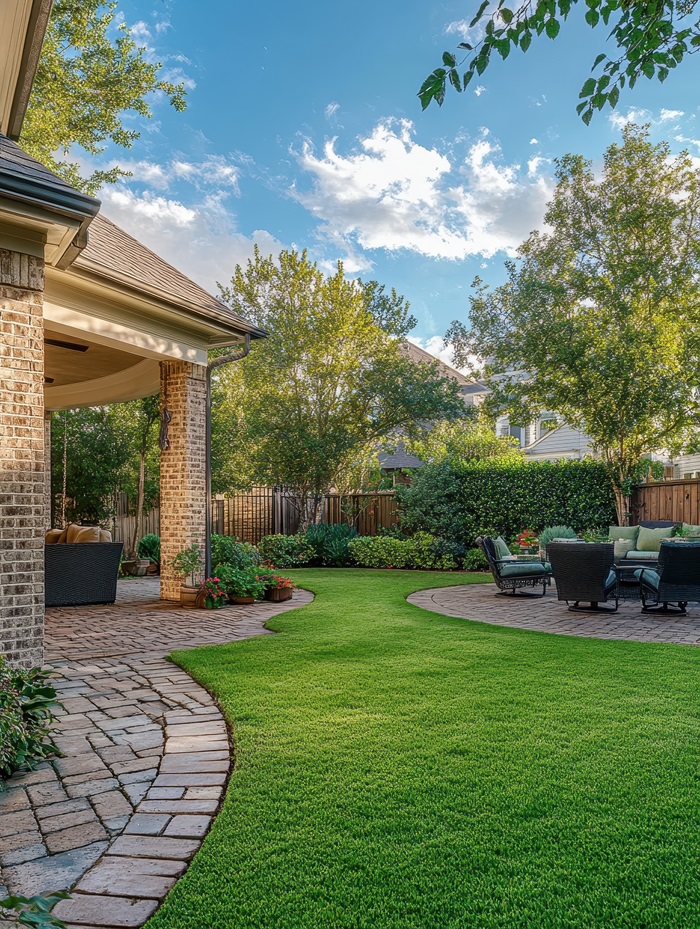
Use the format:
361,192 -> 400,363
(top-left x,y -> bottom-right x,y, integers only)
612,564 -> 642,601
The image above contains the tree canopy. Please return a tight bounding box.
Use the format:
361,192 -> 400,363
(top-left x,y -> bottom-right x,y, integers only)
22,0 -> 186,194
213,249 -> 465,524
447,125 -> 700,523
420,0 -> 700,123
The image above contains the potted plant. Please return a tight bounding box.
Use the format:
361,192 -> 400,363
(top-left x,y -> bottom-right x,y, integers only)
258,571 -> 294,602
218,565 -> 266,604
515,529 -> 539,553
171,544 -> 203,608
199,577 -> 228,609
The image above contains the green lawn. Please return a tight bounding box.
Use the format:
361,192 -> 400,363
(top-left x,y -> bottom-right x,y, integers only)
146,569 -> 700,929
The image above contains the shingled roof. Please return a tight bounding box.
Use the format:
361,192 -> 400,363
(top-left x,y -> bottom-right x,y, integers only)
0,132 -> 98,219
378,441 -> 425,471
73,213 -> 265,338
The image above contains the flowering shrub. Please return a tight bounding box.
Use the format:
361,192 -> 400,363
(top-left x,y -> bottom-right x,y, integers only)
515,529 -> 539,548
257,571 -> 294,589
200,577 -> 227,609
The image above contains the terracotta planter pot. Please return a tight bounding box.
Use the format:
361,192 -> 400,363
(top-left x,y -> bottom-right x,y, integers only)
180,585 -> 200,609
230,595 -> 255,605
264,587 -> 293,602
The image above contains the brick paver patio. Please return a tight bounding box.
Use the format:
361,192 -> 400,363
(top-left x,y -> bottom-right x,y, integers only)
408,581 -> 700,645
0,578 -> 311,928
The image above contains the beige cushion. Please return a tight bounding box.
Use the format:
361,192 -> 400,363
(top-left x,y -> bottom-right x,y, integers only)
614,539 -> 634,558
637,525 -> 675,552
71,526 -> 102,544
57,526 -> 70,543
65,523 -> 83,543
98,528 -> 112,542
45,529 -> 63,545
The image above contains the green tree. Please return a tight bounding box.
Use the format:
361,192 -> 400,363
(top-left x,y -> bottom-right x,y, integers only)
214,249 -> 464,526
22,0 -> 186,194
447,125 -> 700,524
420,0 -> 700,123
408,416 -> 523,464
113,396 -> 161,558
51,407 -> 132,525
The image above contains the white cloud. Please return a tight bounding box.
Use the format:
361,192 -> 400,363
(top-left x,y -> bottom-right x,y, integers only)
112,154 -> 241,194
474,85 -> 486,96
609,106 -> 651,129
154,19 -> 171,34
530,138 -> 539,145
660,108 -> 685,123
291,118 -> 554,264
325,102 -> 340,120
445,19 -> 475,40
99,186 -> 283,294
130,20 -> 152,44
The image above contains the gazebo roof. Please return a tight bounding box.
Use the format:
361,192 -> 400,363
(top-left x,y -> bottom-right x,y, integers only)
378,441 -> 426,471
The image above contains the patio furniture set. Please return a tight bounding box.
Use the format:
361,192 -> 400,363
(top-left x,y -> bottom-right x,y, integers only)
477,521 -> 700,615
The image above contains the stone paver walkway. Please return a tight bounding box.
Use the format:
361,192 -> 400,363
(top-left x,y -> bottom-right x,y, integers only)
408,582 -> 700,645
0,578 -> 311,928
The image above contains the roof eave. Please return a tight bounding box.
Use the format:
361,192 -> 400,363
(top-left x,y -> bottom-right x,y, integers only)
70,262 -> 267,342
7,0 -> 53,141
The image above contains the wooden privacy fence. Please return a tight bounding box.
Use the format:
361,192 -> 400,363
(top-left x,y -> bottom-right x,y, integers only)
632,478 -> 700,526
111,489 -> 399,547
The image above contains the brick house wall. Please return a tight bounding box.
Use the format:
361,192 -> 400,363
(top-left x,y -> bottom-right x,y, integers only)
0,249 -> 46,665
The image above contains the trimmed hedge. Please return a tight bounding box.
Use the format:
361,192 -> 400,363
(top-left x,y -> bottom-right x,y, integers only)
396,459 -> 616,547
348,533 -> 459,571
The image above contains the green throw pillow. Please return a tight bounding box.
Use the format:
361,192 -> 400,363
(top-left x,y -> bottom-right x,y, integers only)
494,536 -> 512,560
609,526 -> 639,542
637,525 -> 675,552
683,523 -> 700,537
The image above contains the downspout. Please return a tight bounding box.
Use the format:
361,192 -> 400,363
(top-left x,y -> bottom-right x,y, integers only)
205,335 -> 251,578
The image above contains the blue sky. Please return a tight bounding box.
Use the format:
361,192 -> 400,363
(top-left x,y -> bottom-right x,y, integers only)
92,0 -> 700,364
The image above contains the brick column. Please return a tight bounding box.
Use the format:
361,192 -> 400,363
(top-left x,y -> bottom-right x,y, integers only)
159,361 -> 207,600
0,250 -> 46,666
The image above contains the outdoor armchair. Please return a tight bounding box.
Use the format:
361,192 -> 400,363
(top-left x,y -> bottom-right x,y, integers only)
547,541 -> 617,613
634,541 -> 700,615
45,542 -> 123,607
476,536 -> 551,597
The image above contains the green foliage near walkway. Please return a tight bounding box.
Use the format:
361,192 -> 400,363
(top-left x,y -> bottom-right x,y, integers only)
148,570 -> 700,929
397,457 -> 616,546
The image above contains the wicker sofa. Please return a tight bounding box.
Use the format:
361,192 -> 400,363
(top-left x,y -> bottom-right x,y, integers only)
613,520 -> 677,567
45,524 -> 123,607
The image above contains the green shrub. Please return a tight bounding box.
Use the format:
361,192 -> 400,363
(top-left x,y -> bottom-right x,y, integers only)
210,535 -> 261,573
463,547 -> 489,571
406,532 -> 459,570
538,525 -> 578,548
216,566 -> 266,600
0,658 -> 61,780
0,891 -> 70,928
348,534 -> 460,570
304,523 -> 358,567
396,459 -> 616,546
348,536 -> 411,569
137,533 -> 160,564
259,534 -> 314,569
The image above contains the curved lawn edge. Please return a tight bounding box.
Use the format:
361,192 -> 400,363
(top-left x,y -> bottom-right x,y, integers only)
144,569 -> 700,929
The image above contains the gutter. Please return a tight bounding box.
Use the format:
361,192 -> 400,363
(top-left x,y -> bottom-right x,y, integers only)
7,0 -> 54,142
204,335 -> 251,578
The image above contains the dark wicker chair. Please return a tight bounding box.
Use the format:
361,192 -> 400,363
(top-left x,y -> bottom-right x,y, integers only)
638,520 -> 676,529
45,542 -> 123,607
635,541 -> 700,615
547,541 -> 617,613
476,536 -> 551,597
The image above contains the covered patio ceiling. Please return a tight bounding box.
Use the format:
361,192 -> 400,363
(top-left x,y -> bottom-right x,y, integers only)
43,213 -> 265,410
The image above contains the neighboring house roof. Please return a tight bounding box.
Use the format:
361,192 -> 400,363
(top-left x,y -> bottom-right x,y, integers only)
521,422 -> 591,458
379,441 -> 426,470
72,213 -> 266,340
403,340 -> 472,387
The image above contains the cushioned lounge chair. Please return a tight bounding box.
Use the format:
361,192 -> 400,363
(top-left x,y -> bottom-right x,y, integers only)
548,541 -> 617,613
635,541 -> 700,615
476,536 -> 552,597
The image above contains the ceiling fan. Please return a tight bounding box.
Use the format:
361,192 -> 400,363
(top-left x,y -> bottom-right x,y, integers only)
44,337 -> 89,385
